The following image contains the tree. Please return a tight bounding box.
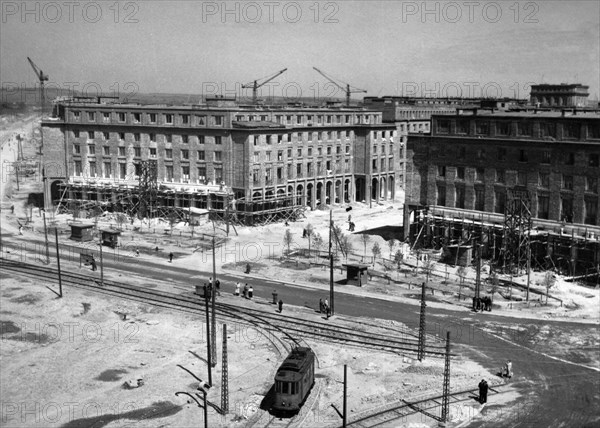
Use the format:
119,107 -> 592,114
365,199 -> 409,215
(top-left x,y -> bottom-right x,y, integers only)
394,249 -> 404,278
283,229 -> 294,256
168,212 -> 179,236
422,258 -> 434,283
339,235 -> 353,259
312,232 -> 323,260
490,272 -> 500,303
371,242 -> 381,264
360,230 -> 371,260
387,239 -> 396,259
305,223 -> 314,257
457,266 -> 468,299
115,213 -> 128,231
542,271 -> 556,304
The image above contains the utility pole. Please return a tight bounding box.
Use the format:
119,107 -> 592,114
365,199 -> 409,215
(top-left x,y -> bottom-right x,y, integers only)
15,161 -> 19,191
441,331 -> 451,423
42,210 -> 50,264
211,236 -> 217,366
54,228 -> 63,297
221,324 -> 229,414
205,295 -> 212,386
99,239 -> 104,287
329,209 -> 334,317
417,281 -> 426,361
475,242 -> 482,300
526,236 -> 531,302
343,364 -> 347,428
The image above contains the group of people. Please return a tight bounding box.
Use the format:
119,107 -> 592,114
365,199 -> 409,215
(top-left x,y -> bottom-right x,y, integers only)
202,277 -> 221,299
478,379 -> 489,404
234,282 -> 253,299
472,295 -> 493,312
319,298 -> 331,318
501,359 -> 513,379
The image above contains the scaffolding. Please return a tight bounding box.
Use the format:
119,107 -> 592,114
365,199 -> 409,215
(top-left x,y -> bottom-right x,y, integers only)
502,187 -> 532,275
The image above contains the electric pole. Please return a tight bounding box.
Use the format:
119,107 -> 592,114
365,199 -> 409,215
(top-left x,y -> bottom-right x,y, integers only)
475,242 -> 482,300
54,228 -> 63,297
211,236 -> 217,366
205,295 -> 212,386
221,324 -> 229,414
43,210 -> 50,264
343,364 -> 347,428
417,281 -> 426,361
329,209 -> 334,316
441,331 -> 451,423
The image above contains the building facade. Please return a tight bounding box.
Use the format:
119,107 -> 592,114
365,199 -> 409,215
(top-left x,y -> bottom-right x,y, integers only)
530,84 -> 590,108
407,111 -> 600,226
42,98 -> 407,216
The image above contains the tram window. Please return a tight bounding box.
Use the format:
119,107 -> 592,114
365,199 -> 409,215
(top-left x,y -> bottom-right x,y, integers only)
282,382 -> 289,394
276,381 -> 282,393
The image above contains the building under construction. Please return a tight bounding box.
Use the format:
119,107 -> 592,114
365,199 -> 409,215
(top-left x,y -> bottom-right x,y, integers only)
42,96 -> 407,226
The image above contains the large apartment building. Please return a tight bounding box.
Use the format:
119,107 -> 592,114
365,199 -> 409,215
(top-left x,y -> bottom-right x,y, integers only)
407,110 -> 600,226
42,98 -> 407,217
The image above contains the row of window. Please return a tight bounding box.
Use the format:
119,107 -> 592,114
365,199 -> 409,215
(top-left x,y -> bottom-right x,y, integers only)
253,160 -> 354,183
436,166 -> 598,192
436,185 -> 598,224
437,119 -> 600,140
72,110 -> 224,127
73,146 -> 222,162
236,113 -> 380,126
72,131 -> 222,145
435,146 -> 599,167
73,161 -> 221,183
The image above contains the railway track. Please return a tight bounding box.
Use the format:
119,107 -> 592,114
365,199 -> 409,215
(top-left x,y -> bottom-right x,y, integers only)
341,384 -> 509,427
1,259 -> 447,356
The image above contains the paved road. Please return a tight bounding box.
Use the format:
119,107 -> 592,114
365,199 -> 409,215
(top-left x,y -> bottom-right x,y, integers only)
1,236 -> 599,427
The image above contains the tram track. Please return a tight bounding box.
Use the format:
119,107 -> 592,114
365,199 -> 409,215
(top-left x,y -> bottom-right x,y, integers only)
0,259 -> 447,356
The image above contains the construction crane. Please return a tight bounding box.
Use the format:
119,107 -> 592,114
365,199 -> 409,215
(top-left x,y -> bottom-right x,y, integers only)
313,67 -> 367,106
242,68 -> 287,104
27,57 -> 49,116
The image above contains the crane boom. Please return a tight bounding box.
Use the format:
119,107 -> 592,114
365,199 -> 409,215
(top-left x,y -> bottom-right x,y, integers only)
312,67 -> 367,106
242,68 -> 287,104
27,57 -> 48,82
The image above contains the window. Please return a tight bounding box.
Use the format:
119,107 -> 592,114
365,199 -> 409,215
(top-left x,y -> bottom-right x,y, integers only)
538,172 -> 550,188
476,149 -> 485,160
134,147 -> 141,157
496,170 -> 505,183
102,132 -> 109,140
165,114 -> 173,124
308,147 -> 313,156
540,122 -> 556,138
181,115 -> 189,125
346,145 -> 350,154
497,148 -> 507,161
73,130 -> 80,138
372,159 -> 378,172
103,162 -> 111,178
437,120 -> 450,134
165,134 -> 172,143
182,165 -> 190,180
134,133 -> 140,143
214,116 -> 223,126
517,171 -> 527,186
538,195 -> 550,219
73,111 -> 80,120
475,188 -> 485,211
133,113 -> 141,123
265,168 -> 272,183
437,166 -> 446,178
182,150 -> 189,160
519,150 -> 528,162
589,124 -> 600,139
565,152 -> 575,165
214,151 -> 222,162
149,148 -> 157,158
165,165 -> 173,181
586,176 -> 597,193
380,158 -> 385,171
253,152 -> 259,163
118,147 -> 126,156
496,121 -> 510,136
277,151 -> 283,161
455,186 -> 465,209
297,148 -> 302,157
457,121 -> 469,134
389,158 -> 394,170
517,122 -> 532,136
346,159 -> 351,171
87,111 -> 95,121
564,123 -> 580,139
215,136 -> 222,145
585,199 -> 597,225
74,161 -> 82,176
307,162 -> 313,175
198,135 -> 205,144
475,121 -> 489,135
134,163 -> 141,177
182,135 -> 189,144
457,167 -> 465,180
336,146 -> 341,154
198,150 -> 205,161
149,113 -> 156,123
494,190 -> 506,214
88,145 -> 96,155
73,145 -> 81,155
589,154 -> 599,167
118,112 -> 126,122
317,147 -> 322,156
296,164 -> 302,176
119,132 -> 125,141
327,147 -> 332,155
197,116 -> 206,126
198,167 -> 207,182
287,148 -> 292,158
476,168 -> 485,182
165,149 -> 173,159
103,146 -> 110,156
562,175 -> 573,190
437,185 -> 446,206
89,162 -> 96,177
119,163 -> 127,179
561,196 -> 573,222
541,150 -> 551,164
266,151 -> 271,161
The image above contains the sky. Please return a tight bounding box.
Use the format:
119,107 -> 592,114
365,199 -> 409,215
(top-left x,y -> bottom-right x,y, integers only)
1,0 -> 599,103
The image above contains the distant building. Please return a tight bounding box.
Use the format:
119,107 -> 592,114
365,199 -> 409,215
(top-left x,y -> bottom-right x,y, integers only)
42,98 -> 407,221
530,84 -> 590,108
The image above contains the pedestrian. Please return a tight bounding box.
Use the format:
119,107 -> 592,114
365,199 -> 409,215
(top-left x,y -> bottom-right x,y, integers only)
11,205 -> 14,214
155,246 -> 159,253
285,220 -> 289,227
278,299 -> 283,313
243,283 -> 249,299
135,249 -> 140,257
19,226 -> 23,235
324,298 -> 330,319
478,379 -> 487,404
506,360 -> 513,379
319,298 -> 323,313
302,228 -> 307,238
472,296 -> 477,311
91,258 -> 97,271
482,380 -> 489,403
248,285 -> 253,299
235,282 -> 240,296
245,263 -> 251,274
215,279 -> 220,290
169,252 -> 173,263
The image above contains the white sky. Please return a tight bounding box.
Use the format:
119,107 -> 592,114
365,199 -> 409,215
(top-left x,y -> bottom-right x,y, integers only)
2,0 -> 599,101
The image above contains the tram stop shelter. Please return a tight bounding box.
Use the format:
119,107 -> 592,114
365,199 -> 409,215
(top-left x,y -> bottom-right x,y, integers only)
69,223 -> 95,242
101,230 -> 121,248
342,263 -> 370,286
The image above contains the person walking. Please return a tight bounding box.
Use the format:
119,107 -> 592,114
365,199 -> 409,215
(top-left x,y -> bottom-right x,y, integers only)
248,285 -> 254,299
324,298 -> 330,319
481,380 -> 489,403
278,299 -> 283,313
235,282 -> 240,296
243,283 -> 249,299
506,360 -> 513,378
169,252 -> 174,263
478,379 -> 486,404
215,279 -> 220,291
319,298 -> 323,313
91,257 -> 97,271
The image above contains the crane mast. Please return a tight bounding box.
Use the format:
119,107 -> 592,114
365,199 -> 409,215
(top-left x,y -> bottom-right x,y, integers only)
27,57 -> 49,117
312,67 -> 367,106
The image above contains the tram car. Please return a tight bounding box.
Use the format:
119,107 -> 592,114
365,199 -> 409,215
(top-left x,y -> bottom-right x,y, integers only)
272,347 -> 315,413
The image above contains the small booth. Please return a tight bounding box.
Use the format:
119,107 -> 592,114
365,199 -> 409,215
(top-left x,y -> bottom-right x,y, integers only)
342,263 -> 370,286
101,230 -> 121,248
69,223 -> 95,242
188,207 -> 210,226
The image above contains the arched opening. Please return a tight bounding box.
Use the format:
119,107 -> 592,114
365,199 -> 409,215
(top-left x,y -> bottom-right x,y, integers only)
50,180 -> 64,203
388,176 -> 395,200
371,177 -> 379,201
252,191 -> 262,201
307,183 -> 314,209
335,180 -> 342,204
265,189 -> 275,200
296,184 -> 304,206
316,182 -> 323,206
325,181 -> 332,205
380,177 -> 386,199
355,177 -> 365,202
344,179 -> 351,203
